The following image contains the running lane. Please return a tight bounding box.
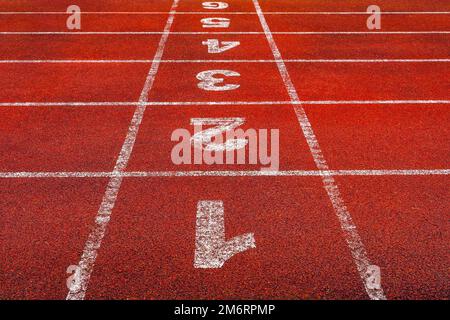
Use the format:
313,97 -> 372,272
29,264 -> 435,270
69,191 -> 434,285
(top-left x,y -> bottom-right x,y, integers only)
0,178 -> 108,299
0,0 -> 174,12
83,0 -> 371,299
0,0 -> 172,300
303,104 -> 450,170
0,34 -> 161,60
85,176 -> 367,300
285,62 -> 449,101
126,105 -> 317,172
274,34 -> 450,60
1,0 -> 448,301
335,175 -> 449,299
259,0 -> 450,12
267,14 -> 450,32
0,107 -> 135,172
260,0 -> 450,300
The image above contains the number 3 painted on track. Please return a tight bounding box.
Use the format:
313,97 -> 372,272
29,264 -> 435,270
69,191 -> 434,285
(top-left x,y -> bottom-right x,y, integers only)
196,70 -> 240,91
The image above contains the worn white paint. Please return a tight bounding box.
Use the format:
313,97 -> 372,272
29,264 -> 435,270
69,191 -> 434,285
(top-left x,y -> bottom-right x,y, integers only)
190,117 -> 247,151
194,200 -> 256,268
2,31 -> 449,35
201,17 -> 230,28
202,39 -> 240,53
1,11 -> 449,15
0,169 -> 449,178
197,70 -> 240,91
202,2 -> 229,10
2,59 -> 449,64
1,100 -> 449,107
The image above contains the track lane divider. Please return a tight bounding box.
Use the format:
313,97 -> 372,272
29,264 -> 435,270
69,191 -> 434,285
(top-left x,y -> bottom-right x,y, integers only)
2,31 -> 449,35
1,11 -> 450,15
1,100 -> 449,107
252,0 -> 387,300
65,0 -> 181,301
0,169 -> 449,179
1,59 -> 449,63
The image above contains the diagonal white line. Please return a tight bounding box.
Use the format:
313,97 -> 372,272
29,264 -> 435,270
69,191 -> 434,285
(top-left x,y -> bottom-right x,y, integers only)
0,169 -> 449,178
253,0 -> 387,300
65,0 -> 180,301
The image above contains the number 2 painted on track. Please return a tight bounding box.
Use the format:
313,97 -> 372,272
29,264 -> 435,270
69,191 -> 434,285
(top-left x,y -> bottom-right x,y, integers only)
202,39 -> 240,54
197,70 -> 240,91
190,117 -> 248,151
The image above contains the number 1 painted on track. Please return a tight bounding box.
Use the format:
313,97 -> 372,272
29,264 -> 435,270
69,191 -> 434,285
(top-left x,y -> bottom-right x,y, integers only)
194,200 -> 256,268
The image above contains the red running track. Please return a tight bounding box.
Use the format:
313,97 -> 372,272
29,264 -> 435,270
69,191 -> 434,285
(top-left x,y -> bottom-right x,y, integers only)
0,0 -> 449,300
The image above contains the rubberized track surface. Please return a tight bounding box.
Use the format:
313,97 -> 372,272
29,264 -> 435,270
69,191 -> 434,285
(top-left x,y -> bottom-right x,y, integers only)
0,0 -> 449,300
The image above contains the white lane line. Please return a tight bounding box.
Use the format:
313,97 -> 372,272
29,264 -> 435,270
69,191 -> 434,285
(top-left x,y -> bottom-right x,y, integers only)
290,100 -> 450,105
1,31 -> 449,35
0,169 -> 449,178
253,0 -> 387,300
1,11 -> 449,15
65,0 -> 180,301
2,59 -> 449,63
1,100 -> 449,107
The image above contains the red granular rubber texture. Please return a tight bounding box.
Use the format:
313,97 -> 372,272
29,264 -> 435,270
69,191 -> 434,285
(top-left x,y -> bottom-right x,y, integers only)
0,0 -> 448,300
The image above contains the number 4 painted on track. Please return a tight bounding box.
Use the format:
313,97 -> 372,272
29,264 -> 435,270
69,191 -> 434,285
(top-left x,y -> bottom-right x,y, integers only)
202,39 -> 240,54
194,200 -> 256,268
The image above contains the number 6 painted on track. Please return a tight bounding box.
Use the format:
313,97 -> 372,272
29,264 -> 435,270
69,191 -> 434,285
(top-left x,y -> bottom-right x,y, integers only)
202,2 -> 229,10
197,70 -> 240,91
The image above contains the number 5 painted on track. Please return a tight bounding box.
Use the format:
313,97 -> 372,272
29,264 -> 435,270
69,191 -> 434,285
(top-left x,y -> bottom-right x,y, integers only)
194,200 -> 256,268
197,70 -> 240,91
201,17 -> 230,28
202,39 -> 240,54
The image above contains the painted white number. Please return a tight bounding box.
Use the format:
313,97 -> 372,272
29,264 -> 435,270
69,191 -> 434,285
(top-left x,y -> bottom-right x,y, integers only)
202,2 -> 229,10
194,200 -> 256,268
201,17 -> 230,28
190,117 -> 247,151
202,39 -> 240,54
197,70 -> 240,91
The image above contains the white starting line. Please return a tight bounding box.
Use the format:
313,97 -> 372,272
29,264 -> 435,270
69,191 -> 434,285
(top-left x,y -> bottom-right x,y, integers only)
0,169 -> 449,178
1,31 -> 449,35
0,100 -> 449,107
1,59 -> 449,63
1,11 -> 449,15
